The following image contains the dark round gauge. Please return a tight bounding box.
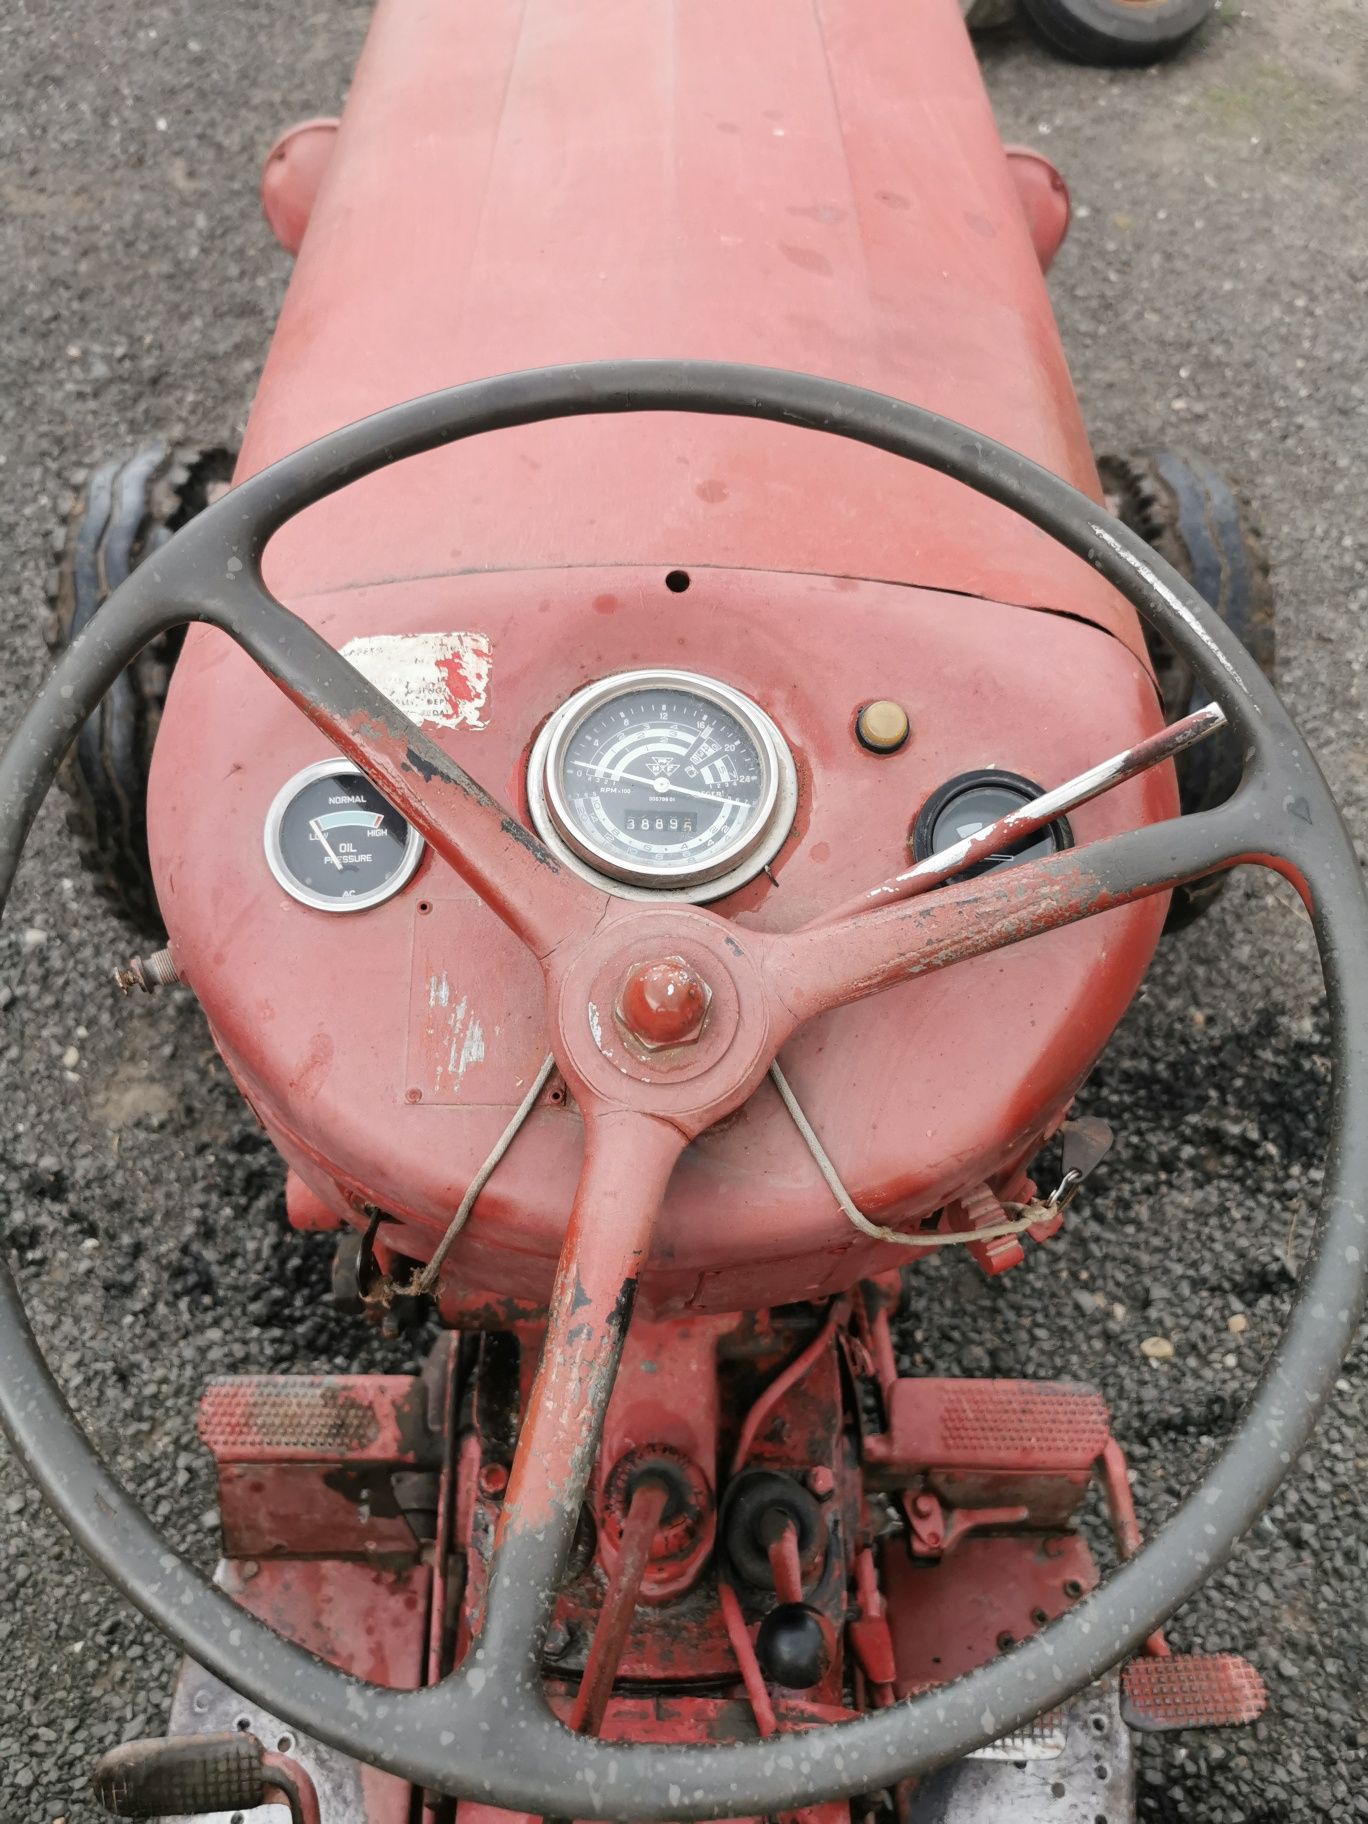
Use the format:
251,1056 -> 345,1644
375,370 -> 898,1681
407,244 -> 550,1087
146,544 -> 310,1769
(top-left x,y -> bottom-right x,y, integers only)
529,670 -> 797,898
264,760 -> 424,912
912,769 -> 1073,880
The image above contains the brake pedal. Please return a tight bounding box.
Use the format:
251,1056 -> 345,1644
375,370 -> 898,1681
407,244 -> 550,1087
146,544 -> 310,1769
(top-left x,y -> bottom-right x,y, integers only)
92,1731 -> 319,1822
1121,1652 -> 1267,1733
94,1733 -> 265,1817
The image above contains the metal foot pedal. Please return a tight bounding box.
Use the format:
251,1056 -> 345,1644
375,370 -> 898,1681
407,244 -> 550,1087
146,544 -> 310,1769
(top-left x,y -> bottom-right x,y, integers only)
868,1378 -> 1110,1475
197,1374 -> 436,1557
198,1373 -> 422,1461
92,1731 -> 318,1822
94,1733 -> 263,1817
1121,1652 -> 1267,1732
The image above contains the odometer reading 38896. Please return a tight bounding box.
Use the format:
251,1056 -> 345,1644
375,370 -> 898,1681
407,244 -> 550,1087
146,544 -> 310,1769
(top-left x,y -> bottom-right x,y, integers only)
530,669 -> 797,900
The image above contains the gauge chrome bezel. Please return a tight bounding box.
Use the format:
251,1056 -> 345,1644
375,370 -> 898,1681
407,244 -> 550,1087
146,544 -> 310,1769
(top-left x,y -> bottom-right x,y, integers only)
527,669 -> 798,903
263,758 -> 425,914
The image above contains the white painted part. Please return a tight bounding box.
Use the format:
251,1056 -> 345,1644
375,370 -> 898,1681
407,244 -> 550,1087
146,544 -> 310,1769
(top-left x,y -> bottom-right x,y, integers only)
453,1013 -> 486,1088
339,630 -> 493,731
433,995 -> 489,1097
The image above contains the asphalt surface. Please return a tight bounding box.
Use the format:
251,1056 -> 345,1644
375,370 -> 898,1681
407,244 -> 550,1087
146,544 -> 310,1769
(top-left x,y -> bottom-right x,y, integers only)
1,2 -> 1365,1820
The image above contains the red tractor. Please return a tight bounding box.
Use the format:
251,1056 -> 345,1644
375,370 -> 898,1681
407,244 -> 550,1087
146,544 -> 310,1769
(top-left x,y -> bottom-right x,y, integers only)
3,4 -> 1359,1823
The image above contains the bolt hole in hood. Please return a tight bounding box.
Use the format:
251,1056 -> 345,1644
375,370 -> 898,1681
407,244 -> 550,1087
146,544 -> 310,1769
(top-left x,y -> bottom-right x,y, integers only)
148,0 -> 1170,1312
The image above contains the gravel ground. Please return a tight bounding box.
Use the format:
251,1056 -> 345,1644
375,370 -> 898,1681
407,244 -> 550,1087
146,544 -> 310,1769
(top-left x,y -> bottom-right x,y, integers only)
1,2 -> 1365,1820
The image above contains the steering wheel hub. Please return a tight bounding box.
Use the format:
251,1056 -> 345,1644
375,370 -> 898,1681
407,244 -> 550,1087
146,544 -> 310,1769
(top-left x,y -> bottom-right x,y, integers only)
616,956 -> 712,1049
553,904 -> 773,1111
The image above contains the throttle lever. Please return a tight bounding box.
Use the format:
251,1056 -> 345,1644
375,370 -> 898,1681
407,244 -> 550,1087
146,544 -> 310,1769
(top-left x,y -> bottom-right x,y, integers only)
92,1731 -> 320,1824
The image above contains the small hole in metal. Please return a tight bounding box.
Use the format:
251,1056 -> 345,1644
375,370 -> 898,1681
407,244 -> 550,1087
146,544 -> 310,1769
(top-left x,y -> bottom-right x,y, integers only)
1031,1607 -> 1049,1627
1090,1714 -> 1108,1734
417,900 -> 432,915
1095,1762 -> 1110,1780
1063,1578 -> 1084,1598
996,1631 -> 1014,1651
664,569 -> 691,593
235,1716 -> 252,1732
277,1735 -> 293,1753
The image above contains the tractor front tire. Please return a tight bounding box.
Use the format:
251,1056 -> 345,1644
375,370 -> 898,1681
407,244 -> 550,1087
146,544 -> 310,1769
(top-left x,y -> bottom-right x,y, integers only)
1019,0 -> 1215,65
1100,449 -> 1274,929
44,443 -> 236,935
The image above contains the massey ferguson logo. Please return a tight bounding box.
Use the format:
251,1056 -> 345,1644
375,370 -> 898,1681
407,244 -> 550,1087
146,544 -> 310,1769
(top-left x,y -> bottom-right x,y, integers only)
645,757 -> 677,778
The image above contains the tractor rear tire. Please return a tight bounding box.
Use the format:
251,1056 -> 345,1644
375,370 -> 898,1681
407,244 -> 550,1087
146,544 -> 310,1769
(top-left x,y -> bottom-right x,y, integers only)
1019,0 -> 1214,65
1099,449 -> 1274,930
43,443 -> 236,935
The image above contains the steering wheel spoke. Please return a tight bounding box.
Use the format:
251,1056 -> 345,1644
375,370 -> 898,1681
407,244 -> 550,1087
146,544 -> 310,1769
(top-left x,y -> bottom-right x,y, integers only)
461,1109 -> 687,1693
773,798 -> 1257,1023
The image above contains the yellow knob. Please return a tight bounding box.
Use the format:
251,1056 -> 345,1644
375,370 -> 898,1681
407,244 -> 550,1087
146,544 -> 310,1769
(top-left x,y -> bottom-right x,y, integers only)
856,699 -> 910,754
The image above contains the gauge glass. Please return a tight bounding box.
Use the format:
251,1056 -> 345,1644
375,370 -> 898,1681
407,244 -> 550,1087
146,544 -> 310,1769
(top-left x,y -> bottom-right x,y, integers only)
264,760 -> 424,912
913,771 -> 1072,880
532,670 -> 795,896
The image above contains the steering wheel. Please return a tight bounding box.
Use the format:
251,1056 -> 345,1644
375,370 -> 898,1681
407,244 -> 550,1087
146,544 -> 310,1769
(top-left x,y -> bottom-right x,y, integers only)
2,362 -> 1365,1819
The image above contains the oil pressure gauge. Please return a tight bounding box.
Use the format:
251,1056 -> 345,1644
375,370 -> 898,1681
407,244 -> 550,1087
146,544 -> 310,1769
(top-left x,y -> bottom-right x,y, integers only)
264,759 -> 424,912
528,669 -> 797,901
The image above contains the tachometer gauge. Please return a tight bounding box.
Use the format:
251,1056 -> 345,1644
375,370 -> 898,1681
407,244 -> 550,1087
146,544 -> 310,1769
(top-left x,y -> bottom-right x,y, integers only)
528,670 -> 797,901
264,759 -> 424,912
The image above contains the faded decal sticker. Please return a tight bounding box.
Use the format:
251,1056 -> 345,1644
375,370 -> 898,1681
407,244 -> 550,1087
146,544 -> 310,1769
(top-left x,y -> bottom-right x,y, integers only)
339,631 -> 492,731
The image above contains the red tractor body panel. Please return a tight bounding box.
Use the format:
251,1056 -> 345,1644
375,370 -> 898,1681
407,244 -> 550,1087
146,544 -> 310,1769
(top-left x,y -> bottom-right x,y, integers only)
234,0 -> 1138,646
149,0 -> 1172,1312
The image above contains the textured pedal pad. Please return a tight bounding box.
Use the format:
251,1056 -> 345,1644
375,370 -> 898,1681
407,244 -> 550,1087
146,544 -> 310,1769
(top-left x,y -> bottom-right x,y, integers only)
969,1707 -> 1067,1761
93,1732 -> 263,1817
1121,1652 -> 1267,1732
873,1378 -> 1110,1475
198,1373 -> 422,1463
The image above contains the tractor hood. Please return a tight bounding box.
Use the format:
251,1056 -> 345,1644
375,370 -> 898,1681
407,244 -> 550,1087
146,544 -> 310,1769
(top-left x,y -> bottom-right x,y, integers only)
231,0 -> 1143,658
150,0 -> 1170,1313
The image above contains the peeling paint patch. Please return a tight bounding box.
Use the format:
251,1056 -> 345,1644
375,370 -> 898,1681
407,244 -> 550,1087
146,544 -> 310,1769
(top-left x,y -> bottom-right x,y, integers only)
451,1009 -> 486,1088
340,630 -> 493,731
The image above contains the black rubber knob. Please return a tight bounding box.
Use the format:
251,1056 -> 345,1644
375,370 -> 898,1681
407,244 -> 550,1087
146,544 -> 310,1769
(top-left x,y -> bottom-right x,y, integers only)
93,1733 -> 264,1817
755,1602 -> 831,1689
